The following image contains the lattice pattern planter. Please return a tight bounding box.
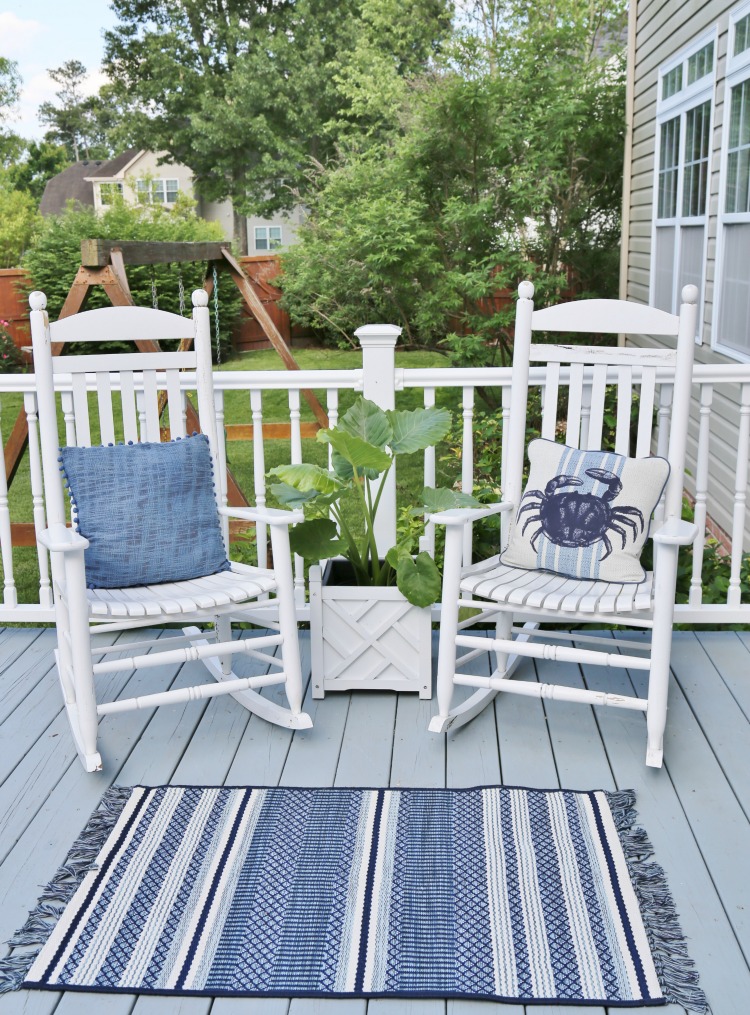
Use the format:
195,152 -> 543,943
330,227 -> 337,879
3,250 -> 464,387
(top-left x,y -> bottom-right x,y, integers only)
309,561 -> 432,699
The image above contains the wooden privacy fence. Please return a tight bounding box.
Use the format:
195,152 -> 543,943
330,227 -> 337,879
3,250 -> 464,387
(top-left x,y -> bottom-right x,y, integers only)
1,328 -> 750,625
0,270 -> 30,357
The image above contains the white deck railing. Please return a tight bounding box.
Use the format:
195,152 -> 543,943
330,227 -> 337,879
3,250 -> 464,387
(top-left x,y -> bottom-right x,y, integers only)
1,326 -> 749,624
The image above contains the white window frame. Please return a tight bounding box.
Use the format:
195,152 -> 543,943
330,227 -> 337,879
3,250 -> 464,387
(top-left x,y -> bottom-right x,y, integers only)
98,182 -> 123,207
135,178 -> 180,206
650,29 -> 717,340
713,2 -> 750,361
254,225 -> 283,252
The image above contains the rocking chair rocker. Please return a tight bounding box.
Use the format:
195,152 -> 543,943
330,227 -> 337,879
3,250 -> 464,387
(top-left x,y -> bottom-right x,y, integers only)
30,289 -> 311,773
428,281 -> 699,767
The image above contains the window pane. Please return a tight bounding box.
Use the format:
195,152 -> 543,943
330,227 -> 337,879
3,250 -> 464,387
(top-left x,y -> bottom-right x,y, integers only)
653,226 -> 676,311
735,14 -> 750,56
269,227 -> 282,249
719,223 -> 750,353
687,42 -> 714,85
662,66 -> 682,99
678,224 -> 704,312
152,180 -> 165,202
682,102 -> 710,217
658,117 -> 680,218
166,180 -> 179,203
727,82 -> 750,213
255,227 -> 268,251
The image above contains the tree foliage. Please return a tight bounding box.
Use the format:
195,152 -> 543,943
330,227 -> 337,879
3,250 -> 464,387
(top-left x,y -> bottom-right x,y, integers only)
279,0 -> 627,365
103,0 -> 451,247
0,57 -> 20,124
0,179 -> 39,268
38,60 -> 117,161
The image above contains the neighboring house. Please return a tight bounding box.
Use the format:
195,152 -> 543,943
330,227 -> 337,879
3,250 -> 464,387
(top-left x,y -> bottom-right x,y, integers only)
39,150 -> 303,256
620,0 -> 750,547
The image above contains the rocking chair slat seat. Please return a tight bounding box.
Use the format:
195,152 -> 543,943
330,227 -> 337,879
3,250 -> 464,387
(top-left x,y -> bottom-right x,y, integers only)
459,556 -> 654,614
86,566 -> 278,617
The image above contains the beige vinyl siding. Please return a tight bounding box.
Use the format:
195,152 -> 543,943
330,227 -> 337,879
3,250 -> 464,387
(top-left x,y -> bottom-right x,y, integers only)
624,0 -> 750,548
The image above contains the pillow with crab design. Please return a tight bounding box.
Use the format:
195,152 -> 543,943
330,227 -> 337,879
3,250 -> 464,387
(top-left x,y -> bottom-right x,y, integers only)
500,439 -> 670,584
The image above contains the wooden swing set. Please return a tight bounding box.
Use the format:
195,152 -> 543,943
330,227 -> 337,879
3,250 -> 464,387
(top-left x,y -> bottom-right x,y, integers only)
4,239 -> 328,545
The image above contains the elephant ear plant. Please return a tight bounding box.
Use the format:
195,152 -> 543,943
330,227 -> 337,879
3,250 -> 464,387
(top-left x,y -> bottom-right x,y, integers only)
268,396 -> 479,608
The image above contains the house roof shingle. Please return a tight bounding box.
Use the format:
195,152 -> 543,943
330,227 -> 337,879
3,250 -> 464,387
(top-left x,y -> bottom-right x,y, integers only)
38,149 -> 142,216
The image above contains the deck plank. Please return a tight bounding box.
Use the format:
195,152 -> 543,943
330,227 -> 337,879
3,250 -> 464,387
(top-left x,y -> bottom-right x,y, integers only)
0,627 -> 747,1015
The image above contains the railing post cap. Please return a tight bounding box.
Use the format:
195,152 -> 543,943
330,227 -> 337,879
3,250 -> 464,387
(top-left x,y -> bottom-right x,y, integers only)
29,291 -> 47,311
354,324 -> 402,346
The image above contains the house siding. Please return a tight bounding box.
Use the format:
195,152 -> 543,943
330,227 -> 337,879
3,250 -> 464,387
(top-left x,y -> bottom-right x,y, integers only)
624,0 -> 750,549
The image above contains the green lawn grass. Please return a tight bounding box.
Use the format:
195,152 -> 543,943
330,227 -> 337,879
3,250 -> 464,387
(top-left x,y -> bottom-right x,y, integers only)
2,346 -> 462,605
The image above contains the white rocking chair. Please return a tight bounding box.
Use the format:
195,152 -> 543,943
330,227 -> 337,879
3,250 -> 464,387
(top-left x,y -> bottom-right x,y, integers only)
429,281 -> 699,767
30,289 -> 311,773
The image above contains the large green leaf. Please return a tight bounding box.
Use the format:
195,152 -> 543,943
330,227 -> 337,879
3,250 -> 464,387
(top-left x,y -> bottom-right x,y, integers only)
419,486 -> 482,512
268,463 -> 344,495
395,551 -> 442,607
338,396 -> 393,448
317,429 -> 392,475
269,482 -> 320,508
289,518 -> 348,560
387,407 -> 452,454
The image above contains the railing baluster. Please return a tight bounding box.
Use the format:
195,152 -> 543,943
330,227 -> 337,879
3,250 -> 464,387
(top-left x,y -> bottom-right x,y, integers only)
24,393 -> 52,609
214,390 -> 229,548
689,383 -> 713,608
250,389 -> 267,570
500,384 -> 511,549
288,389 -> 304,603
653,382 -> 673,525
728,382 -> 750,608
61,390 -> 77,447
0,397 -> 17,608
423,388 -> 436,556
462,386 -> 475,566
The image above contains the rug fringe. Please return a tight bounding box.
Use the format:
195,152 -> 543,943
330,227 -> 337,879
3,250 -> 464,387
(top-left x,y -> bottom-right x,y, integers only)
0,784 -> 133,994
605,789 -> 710,1015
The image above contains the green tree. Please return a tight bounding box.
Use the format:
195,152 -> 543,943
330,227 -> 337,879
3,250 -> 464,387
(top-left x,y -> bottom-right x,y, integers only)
279,0 -> 626,369
0,175 -> 39,267
39,60 -> 90,161
103,0 -> 450,249
0,56 -> 20,123
8,140 -> 71,200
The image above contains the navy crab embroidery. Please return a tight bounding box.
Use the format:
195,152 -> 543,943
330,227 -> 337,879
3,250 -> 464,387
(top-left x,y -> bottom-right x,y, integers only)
518,468 -> 644,560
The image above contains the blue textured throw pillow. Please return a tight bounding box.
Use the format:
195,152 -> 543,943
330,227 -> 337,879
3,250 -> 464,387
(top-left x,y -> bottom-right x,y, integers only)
60,434 -> 230,589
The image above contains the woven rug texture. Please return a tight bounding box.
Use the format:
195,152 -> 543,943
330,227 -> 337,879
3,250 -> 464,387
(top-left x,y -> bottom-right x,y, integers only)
0,784 -> 707,1009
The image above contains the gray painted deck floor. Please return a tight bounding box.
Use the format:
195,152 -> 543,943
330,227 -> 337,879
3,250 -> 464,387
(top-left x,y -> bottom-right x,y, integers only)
0,627 -> 748,1015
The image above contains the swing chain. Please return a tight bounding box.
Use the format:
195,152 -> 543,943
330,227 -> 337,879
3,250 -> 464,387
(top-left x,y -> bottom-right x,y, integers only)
150,266 -> 158,310
212,264 -> 221,364
177,267 -> 185,317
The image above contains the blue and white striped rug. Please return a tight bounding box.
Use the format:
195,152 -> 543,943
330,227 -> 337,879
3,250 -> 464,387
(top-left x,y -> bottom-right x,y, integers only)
0,785 -> 706,1009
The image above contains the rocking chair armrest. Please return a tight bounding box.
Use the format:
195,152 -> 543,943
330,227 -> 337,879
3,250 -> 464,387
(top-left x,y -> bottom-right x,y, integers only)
426,501 -> 514,527
652,518 -> 698,546
37,523 -> 89,553
218,505 -> 305,527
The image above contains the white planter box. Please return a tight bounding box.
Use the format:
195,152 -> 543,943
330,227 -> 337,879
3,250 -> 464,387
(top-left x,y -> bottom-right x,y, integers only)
309,560 -> 432,699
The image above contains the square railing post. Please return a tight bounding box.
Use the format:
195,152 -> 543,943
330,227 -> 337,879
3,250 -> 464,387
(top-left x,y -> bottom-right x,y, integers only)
354,324 -> 401,555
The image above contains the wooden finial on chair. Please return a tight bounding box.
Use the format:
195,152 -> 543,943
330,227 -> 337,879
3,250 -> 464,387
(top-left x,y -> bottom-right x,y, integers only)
29,291 -> 47,311
518,281 -> 534,300
192,289 -> 209,308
